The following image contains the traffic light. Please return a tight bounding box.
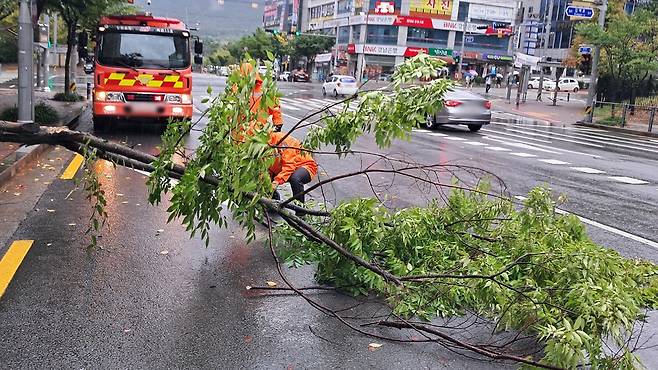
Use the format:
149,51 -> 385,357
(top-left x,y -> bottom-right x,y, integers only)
454,55 -> 460,64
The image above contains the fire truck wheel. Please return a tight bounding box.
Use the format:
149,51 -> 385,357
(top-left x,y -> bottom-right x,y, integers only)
93,116 -> 112,132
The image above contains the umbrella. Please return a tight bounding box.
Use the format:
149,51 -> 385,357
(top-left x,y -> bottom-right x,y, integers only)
496,73 -> 503,78
465,70 -> 479,77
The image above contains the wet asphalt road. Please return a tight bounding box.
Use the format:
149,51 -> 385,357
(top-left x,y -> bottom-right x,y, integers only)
1,73 -> 658,368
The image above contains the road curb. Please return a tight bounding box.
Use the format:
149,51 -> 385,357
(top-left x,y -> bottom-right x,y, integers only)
575,121 -> 658,138
0,105 -> 85,187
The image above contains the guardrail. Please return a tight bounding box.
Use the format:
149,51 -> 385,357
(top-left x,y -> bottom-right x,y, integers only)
587,101 -> 657,133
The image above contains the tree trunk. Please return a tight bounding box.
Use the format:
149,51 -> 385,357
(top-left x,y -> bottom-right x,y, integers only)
64,20 -> 77,95
630,85 -> 636,115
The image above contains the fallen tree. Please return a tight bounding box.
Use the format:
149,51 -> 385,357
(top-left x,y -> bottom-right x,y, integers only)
1,54 -> 657,369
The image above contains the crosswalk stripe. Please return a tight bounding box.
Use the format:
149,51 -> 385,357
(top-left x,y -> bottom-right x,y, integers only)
510,152 -> 537,158
485,146 -> 511,151
464,141 -> 487,146
538,159 -> 570,165
482,136 -> 561,154
497,126 -> 605,148
481,128 -> 553,144
570,167 -> 606,174
428,132 -> 448,137
283,105 -> 301,111
608,176 -> 649,185
444,137 -> 467,141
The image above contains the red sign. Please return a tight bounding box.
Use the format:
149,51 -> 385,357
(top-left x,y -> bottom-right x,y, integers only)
484,26 -> 513,37
347,43 -> 356,54
393,16 -> 433,28
374,1 -> 395,14
403,47 -> 429,57
462,51 -> 480,59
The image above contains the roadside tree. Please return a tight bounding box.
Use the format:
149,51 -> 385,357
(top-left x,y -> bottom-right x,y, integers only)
1,54 -> 657,369
290,34 -> 334,72
577,9 -> 658,103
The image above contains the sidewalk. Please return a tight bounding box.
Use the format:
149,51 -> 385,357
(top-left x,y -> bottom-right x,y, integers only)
0,88 -> 86,186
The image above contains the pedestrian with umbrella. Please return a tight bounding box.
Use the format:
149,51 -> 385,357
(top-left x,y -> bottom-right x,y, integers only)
485,72 -> 495,94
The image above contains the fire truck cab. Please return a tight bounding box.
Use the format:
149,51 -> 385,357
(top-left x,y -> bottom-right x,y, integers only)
92,14 -> 198,130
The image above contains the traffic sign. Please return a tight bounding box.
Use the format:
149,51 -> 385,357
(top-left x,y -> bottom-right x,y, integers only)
566,6 -> 594,19
579,46 -> 592,54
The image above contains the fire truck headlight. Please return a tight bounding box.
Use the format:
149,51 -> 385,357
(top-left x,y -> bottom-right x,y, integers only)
95,91 -> 106,101
181,94 -> 192,104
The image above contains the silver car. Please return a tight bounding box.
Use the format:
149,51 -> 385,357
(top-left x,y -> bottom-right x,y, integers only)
424,88 -> 492,132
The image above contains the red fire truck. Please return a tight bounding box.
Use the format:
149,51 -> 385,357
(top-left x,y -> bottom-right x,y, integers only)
92,14 -> 202,130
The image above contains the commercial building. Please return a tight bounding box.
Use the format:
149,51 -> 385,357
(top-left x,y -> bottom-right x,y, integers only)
298,0 -> 519,81
263,0 -> 302,33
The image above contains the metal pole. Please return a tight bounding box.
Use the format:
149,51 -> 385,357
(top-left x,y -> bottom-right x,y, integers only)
458,18 -> 469,76
537,0 -> 555,102
586,0 -> 607,122
43,14 -> 50,92
18,0 -> 34,124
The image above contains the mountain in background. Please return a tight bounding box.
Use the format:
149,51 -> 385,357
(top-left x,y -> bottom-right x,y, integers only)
130,0 -> 265,41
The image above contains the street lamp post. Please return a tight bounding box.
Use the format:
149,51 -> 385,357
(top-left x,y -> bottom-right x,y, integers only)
18,0 -> 34,125
458,18 -> 469,76
586,0 -> 608,122
537,0 -> 555,102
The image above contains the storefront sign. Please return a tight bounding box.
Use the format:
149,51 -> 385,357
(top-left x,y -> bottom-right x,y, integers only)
374,1 -> 395,14
454,51 -> 480,60
403,47 -> 453,57
514,52 -> 541,68
361,44 -> 406,56
409,0 -> 452,19
468,4 -> 515,22
315,53 -> 332,63
482,54 -> 513,62
393,15 -> 433,28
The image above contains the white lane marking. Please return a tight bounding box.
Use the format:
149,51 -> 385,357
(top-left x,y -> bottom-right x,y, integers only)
538,159 -> 570,165
510,152 -> 537,158
465,141 -> 488,146
498,123 -> 658,153
481,128 -> 553,143
483,136 -> 560,154
283,105 -> 301,111
515,195 -> 658,251
499,126 -> 605,148
608,176 -> 649,185
428,132 -> 448,137
570,167 -> 606,174
444,137 -> 467,141
481,130 -> 604,158
413,128 -> 431,133
485,146 -> 511,151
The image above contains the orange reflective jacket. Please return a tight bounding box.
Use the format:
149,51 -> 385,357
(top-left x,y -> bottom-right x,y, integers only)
240,63 -> 282,128
268,132 -> 318,185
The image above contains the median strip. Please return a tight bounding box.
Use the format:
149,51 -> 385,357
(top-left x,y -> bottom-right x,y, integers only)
0,240 -> 34,298
60,153 -> 84,180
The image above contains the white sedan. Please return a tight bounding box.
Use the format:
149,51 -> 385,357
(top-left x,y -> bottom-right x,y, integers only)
543,78 -> 580,92
322,75 -> 358,97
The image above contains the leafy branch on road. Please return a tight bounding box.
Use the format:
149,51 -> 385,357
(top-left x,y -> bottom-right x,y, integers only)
1,54 -> 658,369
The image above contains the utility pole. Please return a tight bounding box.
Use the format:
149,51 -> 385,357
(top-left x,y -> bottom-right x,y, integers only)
586,0 -> 607,122
537,0 -> 554,102
458,18 -> 469,76
18,0 -> 34,124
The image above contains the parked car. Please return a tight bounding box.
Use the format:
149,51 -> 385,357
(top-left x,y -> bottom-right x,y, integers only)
543,78 -> 580,92
322,75 -> 358,97
217,66 -> 229,76
292,70 -> 309,82
278,71 -> 291,81
424,88 -> 492,132
527,76 -> 554,89
83,59 -> 94,74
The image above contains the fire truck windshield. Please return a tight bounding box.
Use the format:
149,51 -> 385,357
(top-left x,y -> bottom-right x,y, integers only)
98,31 -> 190,69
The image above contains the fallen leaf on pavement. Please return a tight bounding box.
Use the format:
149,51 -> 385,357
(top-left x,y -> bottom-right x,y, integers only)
68,223 -> 76,226
368,343 -> 383,351
245,285 -> 252,290
13,193 -> 21,196
244,335 -> 253,343
160,250 -> 169,255
46,243 -> 52,247
124,329 -> 131,333
121,201 -> 128,204
117,193 -> 124,196
266,281 -> 277,287
46,209 -> 55,213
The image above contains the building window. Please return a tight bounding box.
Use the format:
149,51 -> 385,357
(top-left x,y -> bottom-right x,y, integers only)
457,1 -> 469,21
366,25 -> 398,45
407,28 -> 449,47
352,25 -> 361,42
338,26 -> 350,43
310,6 -> 322,19
337,0 -> 353,14
321,3 -> 335,17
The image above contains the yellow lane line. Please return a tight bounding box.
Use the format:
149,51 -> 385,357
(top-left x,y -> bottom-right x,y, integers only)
60,153 -> 84,180
0,240 -> 34,299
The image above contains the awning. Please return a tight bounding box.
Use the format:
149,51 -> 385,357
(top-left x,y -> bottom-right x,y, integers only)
315,53 -> 332,63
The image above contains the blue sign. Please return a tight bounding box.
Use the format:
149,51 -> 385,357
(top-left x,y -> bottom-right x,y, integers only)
578,46 -> 592,54
566,6 -> 594,19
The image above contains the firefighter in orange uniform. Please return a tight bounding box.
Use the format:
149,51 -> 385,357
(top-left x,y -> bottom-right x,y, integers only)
268,131 -> 317,212
239,63 -> 283,132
